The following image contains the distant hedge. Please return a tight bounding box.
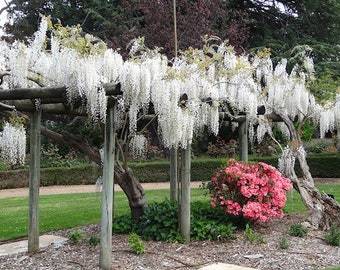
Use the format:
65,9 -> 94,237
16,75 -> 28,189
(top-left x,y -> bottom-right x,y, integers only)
0,164 -> 102,190
0,154 -> 339,189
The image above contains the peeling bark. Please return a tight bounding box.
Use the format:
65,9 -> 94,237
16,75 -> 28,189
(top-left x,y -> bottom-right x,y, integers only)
277,111 -> 340,230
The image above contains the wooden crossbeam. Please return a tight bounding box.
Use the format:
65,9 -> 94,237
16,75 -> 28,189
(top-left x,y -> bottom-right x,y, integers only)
0,86 -> 66,100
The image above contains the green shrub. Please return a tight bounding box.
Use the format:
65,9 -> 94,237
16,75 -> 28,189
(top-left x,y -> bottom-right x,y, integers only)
113,200 -> 236,243
324,225 -> 340,246
191,218 -> 235,241
305,139 -> 334,154
190,201 -> 237,241
87,235 -> 100,247
1,154 -> 340,189
41,143 -> 84,168
289,223 -> 308,237
128,232 -> 145,254
113,215 -> 137,234
137,199 -> 181,242
68,229 -> 83,244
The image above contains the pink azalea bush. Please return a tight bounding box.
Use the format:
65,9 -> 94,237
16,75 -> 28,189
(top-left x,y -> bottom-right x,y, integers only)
207,159 -> 293,223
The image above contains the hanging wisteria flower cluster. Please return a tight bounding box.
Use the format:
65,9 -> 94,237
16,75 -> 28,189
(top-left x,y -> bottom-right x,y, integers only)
0,122 -> 26,166
0,17 -> 123,123
0,17 -> 339,156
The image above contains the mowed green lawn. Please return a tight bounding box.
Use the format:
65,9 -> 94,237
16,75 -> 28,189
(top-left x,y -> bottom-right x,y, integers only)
0,184 -> 339,242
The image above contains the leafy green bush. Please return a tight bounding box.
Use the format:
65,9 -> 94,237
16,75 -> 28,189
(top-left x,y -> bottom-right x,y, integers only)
68,229 -> 83,244
137,199 -> 181,242
289,223 -> 308,237
113,200 -> 236,242
128,232 -> 145,254
324,225 -> 340,246
41,143 -> 84,168
190,201 -> 237,241
305,139 -> 335,154
191,218 -> 235,241
113,215 -> 137,234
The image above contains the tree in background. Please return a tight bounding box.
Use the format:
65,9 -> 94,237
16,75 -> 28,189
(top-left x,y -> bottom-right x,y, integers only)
233,0 -> 340,100
1,0 -> 250,57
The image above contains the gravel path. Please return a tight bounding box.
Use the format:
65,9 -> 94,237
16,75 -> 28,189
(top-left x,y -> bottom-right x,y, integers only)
0,182 -> 202,199
1,178 -> 338,199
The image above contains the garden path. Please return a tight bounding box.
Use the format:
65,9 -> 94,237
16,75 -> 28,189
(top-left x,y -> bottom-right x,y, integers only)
0,181 -> 203,199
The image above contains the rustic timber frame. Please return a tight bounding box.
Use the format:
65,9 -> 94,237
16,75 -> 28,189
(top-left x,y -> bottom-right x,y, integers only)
0,84 -> 120,269
0,84 -> 267,269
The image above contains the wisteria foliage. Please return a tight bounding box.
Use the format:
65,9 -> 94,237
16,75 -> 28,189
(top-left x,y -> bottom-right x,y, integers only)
0,18 -> 339,160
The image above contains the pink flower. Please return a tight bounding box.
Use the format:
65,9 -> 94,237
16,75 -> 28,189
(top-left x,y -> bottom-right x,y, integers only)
208,159 -> 293,223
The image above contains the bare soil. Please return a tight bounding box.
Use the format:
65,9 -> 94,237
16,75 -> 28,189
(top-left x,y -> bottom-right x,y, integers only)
0,180 -> 339,270
0,216 -> 339,270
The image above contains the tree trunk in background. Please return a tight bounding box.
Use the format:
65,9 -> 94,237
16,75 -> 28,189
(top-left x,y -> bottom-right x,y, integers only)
114,164 -> 147,220
278,112 -> 340,230
40,126 -> 148,220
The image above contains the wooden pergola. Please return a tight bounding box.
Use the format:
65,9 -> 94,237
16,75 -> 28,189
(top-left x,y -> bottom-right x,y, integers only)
0,84 -> 120,269
0,84 -> 271,269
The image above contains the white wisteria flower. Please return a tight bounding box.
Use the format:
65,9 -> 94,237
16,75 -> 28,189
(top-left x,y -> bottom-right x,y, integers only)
0,122 -> 26,166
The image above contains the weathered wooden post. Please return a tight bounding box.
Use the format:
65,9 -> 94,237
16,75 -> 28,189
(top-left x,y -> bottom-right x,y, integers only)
99,101 -> 116,270
28,109 -> 42,254
239,119 -> 248,162
170,147 -> 178,201
179,144 -> 191,241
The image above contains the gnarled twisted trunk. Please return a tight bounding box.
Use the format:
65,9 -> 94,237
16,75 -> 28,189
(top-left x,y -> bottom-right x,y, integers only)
30,118 -> 147,220
278,111 -> 340,230
114,164 -> 147,220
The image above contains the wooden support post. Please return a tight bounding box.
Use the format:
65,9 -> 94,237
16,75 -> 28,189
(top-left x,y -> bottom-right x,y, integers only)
28,109 -> 42,254
170,147 -> 178,201
239,119 -> 248,162
100,103 -> 116,270
179,144 -> 191,241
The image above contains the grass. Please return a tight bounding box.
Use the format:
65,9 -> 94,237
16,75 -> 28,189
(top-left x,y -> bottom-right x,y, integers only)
0,188 -> 208,242
284,184 -> 340,214
0,184 -> 338,242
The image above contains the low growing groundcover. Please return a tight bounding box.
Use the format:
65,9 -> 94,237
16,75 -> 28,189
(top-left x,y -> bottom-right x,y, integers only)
0,184 -> 339,242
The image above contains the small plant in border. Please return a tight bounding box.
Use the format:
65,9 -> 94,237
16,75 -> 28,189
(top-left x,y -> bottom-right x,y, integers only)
87,235 -> 100,247
68,229 -> 83,244
324,225 -> 340,246
128,232 -> 145,254
289,223 -> 308,237
278,233 -> 289,249
207,159 -> 292,223
244,223 -> 265,244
